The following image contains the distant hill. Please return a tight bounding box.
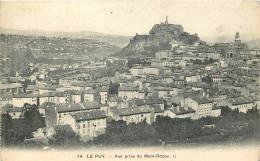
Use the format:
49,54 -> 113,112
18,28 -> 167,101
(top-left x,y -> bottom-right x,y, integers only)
0,28 -> 132,48
201,34 -> 260,46
246,39 -> 260,49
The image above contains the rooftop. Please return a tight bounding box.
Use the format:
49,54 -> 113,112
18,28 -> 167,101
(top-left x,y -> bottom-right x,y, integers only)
118,106 -> 152,116
0,83 -> 23,90
56,103 -> 84,113
71,110 -> 106,121
168,106 -> 196,115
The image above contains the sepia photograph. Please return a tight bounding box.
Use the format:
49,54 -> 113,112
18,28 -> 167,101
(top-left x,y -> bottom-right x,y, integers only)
0,1 -> 260,161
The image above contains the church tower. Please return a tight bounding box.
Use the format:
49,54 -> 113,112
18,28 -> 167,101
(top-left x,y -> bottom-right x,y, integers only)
165,16 -> 168,24
235,32 -> 241,43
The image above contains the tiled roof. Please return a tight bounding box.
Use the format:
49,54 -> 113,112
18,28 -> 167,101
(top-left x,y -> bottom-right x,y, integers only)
131,66 -> 143,69
118,107 -> 152,116
190,96 -> 213,104
168,107 -> 196,115
13,93 -> 38,98
71,110 -> 106,121
133,98 -> 163,106
118,85 -> 139,91
0,83 -> 23,90
82,102 -> 100,109
230,97 -> 254,105
56,103 -> 84,113
153,87 -> 172,91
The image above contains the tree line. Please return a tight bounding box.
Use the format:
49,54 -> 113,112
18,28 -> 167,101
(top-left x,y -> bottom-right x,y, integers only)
2,105 -> 259,148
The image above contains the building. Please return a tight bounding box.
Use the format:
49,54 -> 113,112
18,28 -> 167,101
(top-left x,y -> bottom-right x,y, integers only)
107,96 -> 118,107
174,78 -> 186,85
12,94 -> 39,107
117,107 -> 152,124
56,103 -> 86,125
163,106 -> 196,119
99,87 -> 108,104
130,66 -> 143,76
155,50 -> 171,60
143,66 -> 160,75
71,91 -> 84,104
0,94 -> 13,107
84,90 -> 97,102
118,85 -> 143,102
230,98 -> 254,113
63,110 -> 106,140
0,83 -> 24,95
184,97 -> 213,119
209,75 -> 226,83
153,87 -> 173,99
4,107 -> 23,119
39,92 -> 67,106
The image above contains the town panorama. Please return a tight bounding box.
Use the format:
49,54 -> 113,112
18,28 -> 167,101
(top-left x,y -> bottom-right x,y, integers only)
1,17 -> 260,149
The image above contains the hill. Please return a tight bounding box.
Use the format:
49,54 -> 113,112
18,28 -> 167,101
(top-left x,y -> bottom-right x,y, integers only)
115,21 -> 199,57
246,39 -> 260,49
0,28 -> 132,48
201,34 -> 260,46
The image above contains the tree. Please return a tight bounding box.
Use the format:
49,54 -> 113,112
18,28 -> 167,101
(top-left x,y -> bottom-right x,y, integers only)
208,58 -> 215,64
93,120 -> 159,146
221,106 -> 232,116
109,81 -> 120,95
48,128 -> 81,148
172,102 -> 178,107
202,76 -> 213,84
1,111 -> 38,146
106,60 -> 112,67
127,58 -> 141,68
221,106 -> 240,116
22,104 -> 45,128
1,113 -> 13,146
247,105 -> 259,116
179,32 -> 199,45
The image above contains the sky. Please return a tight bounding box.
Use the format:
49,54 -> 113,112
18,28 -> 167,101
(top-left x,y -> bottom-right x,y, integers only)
1,1 -> 260,38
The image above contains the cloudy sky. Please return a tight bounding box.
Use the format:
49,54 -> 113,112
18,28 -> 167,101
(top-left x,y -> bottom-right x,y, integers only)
1,1 -> 259,38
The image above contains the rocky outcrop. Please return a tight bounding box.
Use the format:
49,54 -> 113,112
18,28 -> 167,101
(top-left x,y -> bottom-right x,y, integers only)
124,22 -> 197,52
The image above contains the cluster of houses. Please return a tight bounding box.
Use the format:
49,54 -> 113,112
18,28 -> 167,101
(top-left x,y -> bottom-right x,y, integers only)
1,32 -> 260,141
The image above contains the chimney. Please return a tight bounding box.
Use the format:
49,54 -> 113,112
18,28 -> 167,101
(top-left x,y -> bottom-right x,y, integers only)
176,106 -> 180,112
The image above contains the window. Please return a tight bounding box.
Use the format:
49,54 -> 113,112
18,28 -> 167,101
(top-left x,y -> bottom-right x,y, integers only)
83,124 -> 85,128
78,125 -> 80,129
59,114 -> 61,118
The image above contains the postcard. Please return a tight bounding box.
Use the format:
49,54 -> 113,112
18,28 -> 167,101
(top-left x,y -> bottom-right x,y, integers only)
0,1 -> 260,161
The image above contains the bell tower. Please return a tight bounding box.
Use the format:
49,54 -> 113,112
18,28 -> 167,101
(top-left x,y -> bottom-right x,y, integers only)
165,16 -> 168,24
235,32 -> 241,43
